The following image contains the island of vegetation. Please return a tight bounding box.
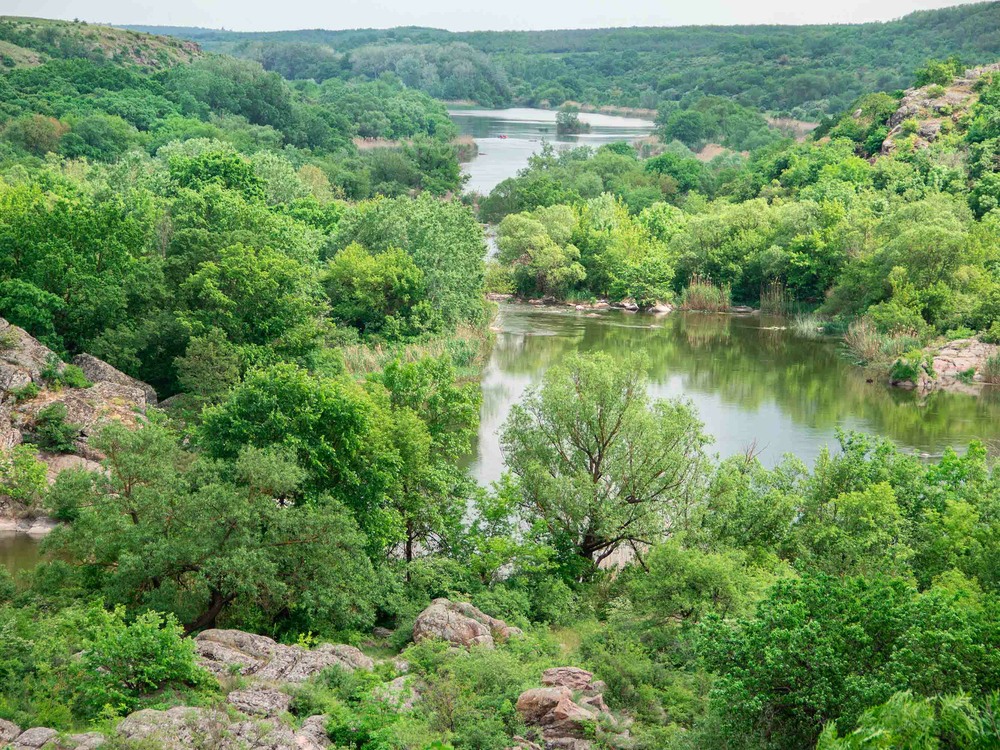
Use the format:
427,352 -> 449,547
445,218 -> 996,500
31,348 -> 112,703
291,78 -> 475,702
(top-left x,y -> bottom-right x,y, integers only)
0,12 -> 997,750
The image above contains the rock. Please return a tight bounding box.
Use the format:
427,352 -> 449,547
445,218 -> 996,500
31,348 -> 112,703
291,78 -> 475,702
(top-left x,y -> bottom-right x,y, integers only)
516,669 -> 626,750
508,738 -> 544,750
374,676 -> 418,712
372,626 -> 393,639
542,667 -> 597,693
72,354 -> 157,406
65,732 -> 106,749
648,302 -> 673,314
12,727 -> 59,749
293,715 -> 329,750
0,318 -> 59,391
412,598 -> 522,649
227,688 -> 292,717
0,516 -> 57,535
0,719 -> 21,744
516,687 -> 596,740
195,629 -> 373,683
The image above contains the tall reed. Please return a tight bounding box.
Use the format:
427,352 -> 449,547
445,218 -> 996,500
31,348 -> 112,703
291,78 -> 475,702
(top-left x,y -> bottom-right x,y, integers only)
680,274 -> 732,312
983,354 -> 1000,384
759,279 -> 790,316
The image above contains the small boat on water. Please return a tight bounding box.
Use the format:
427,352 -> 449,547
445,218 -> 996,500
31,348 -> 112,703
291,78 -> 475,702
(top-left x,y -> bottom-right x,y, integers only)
497,134 -> 508,139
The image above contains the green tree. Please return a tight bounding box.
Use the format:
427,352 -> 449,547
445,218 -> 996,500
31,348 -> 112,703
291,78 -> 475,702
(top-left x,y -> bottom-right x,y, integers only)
501,352 -> 708,570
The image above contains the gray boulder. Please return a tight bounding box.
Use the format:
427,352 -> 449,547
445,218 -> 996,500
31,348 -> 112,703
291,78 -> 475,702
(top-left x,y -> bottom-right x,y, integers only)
71,353 -> 157,406
11,726 -> 59,749
227,688 -> 293,717
195,628 -> 373,683
412,598 -> 522,649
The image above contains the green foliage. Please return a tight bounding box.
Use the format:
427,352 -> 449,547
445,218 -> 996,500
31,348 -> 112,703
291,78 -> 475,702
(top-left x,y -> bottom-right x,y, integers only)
28,403 -> 81,453
501,351 -> 707,571
0,444 -> 47,506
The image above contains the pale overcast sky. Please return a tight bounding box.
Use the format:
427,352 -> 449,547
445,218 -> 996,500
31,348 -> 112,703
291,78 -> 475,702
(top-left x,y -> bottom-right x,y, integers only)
2,0 -> 986,32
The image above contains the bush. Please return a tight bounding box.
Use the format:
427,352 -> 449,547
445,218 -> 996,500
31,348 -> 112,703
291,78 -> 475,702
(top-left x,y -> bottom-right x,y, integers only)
58,365 -> 92,389
981,321 -> 1000,344
889,350 -> 934,383
75,608 -> 207,717
10,382 -> 39,402
28,403 -> 81,453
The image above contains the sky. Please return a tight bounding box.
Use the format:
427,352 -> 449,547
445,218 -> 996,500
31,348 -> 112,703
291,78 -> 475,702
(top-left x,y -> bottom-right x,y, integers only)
4,0 -> 987,32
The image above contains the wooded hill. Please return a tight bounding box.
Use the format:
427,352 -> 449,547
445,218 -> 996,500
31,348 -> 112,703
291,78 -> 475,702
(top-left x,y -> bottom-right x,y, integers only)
124,2 -> 1000,116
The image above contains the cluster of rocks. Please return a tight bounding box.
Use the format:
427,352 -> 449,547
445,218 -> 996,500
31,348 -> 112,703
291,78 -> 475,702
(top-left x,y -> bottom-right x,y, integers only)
0,626 -> 382,750
194,628 -> 374,682
0,317 -> 156,528
413,597 -> 522,648
889,338 -> 999,393
880,63 -> 1000,155
512,667 -> 627,750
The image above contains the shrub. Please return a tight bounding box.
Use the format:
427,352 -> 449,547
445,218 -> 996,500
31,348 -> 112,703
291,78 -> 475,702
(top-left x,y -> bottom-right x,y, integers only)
843,318 -> 922,367
889,350 -> 934,383
10,383 -> 39,402
29,403 -> 81,453
926,84 -> 947,98
58,365 -> 91,389
980,321 -> 1000,344
75,608 -> 207,717
680,274 -> 731,312
0,444 -> 47,506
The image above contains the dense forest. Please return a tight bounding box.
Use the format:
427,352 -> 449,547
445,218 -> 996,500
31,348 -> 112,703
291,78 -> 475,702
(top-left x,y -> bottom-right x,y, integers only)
0,12 -> 999,750
129,1 -> 1000,116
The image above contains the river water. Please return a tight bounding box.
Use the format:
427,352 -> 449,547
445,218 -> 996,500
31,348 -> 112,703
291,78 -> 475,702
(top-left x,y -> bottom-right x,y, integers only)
470,306 -> 1000,485
449,107 -> 655,194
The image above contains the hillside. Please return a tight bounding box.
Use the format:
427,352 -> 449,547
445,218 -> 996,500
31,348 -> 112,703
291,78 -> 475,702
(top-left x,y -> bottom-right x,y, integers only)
124,1 -> 1000,115
0,16 -> 199,69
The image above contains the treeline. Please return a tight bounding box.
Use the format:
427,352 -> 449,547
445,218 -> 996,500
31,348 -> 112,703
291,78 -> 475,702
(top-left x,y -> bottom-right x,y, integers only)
130,1 -> 1000,116
0,56 -> 468,203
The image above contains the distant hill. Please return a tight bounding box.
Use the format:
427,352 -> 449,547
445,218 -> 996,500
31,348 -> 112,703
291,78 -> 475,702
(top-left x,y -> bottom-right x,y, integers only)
0,16 -> 199,70
124,2 -> 1000,116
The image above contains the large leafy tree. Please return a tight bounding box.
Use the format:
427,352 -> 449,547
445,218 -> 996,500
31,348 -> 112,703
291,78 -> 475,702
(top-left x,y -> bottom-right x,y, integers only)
44,421 -> 377,633
501,351 -> 708,570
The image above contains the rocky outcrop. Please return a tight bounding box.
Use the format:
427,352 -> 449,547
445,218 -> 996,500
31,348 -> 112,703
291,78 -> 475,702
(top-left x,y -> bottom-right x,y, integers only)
195,628 -> 373,683
117,706 -> 328,750
72,353 -> 157,406
412,598 -> 522,649
890,338 -> 999,393
374,675 -> 418,712
881,64 -> 1000,155
0,318 -> 153,456
0,721 -> 107,749
227,688 -> 293,717
515,667 -> 626,750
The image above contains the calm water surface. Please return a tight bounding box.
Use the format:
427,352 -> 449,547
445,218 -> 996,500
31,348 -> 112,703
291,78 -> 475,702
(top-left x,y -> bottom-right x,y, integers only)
449,107 -> 654,194
469,305 -> 1000,485
0,533 -> 43,575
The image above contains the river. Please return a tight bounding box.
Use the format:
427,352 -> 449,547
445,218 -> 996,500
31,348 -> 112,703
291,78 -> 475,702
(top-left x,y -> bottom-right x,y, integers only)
449,107 -> 655,195
470,306 -> 1000,485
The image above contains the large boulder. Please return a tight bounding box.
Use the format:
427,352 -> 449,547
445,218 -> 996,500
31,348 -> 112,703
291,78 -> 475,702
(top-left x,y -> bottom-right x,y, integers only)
0,719 -> 22,744
412,598 -> 522,649
195,628 -> 373,683
72,353 -> 157,406
227,688 -> 293,717
10,726 -> 59,749
0,318 -> 58,392
516,667 -> 626,750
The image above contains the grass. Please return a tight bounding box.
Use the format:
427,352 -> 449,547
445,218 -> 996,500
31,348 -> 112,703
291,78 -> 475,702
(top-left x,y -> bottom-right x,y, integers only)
341,324 -> 493,379
843,318 -> 923,367
792,314 -> 825,339
680,274 -> 731,312
983,355 -> 1000,385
